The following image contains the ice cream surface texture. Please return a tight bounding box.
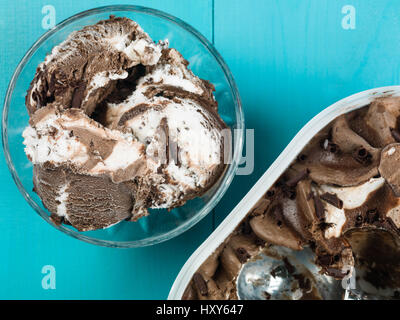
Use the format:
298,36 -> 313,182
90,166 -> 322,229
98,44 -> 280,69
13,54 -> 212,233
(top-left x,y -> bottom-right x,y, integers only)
22,16 -> 228,231
183,97 -> 400,300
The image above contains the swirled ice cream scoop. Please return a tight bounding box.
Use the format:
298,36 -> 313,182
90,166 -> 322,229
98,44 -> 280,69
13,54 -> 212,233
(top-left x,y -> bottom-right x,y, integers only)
22,16 -> 228,231
26,16 -> 164,117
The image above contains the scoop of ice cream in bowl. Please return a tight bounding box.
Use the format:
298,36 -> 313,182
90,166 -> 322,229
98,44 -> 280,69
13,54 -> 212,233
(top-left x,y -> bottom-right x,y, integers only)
2,6 -> 244,247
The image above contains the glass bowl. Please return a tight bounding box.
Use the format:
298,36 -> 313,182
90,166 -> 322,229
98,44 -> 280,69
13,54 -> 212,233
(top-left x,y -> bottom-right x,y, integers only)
2,5 -> 244,248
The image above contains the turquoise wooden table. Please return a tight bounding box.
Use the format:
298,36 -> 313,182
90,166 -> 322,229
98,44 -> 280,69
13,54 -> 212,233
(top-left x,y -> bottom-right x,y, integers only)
1,0 -> 400,299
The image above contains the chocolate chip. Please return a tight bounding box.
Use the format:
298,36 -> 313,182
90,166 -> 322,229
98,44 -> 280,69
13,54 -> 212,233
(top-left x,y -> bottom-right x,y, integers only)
275,180 -> 284,187
366,209 -> 379,223
318,221 -> 335,231
320,193 -> 343,209
193,272 -> 208,296
313,194 -> 325,220
391,128 -> 400,142
318,255 -> 333,266
171,143 -> 181,167
241,219 -> 252,235
48,126 -> 58,138
327,142 -> 339,154
352,147 -> 372,165
49,71 -> 56,94
283,186 -> 296,199
31,91 -> 37,104
127,31 -> 136,41
255,237 -> 266,247
283,258 -> 295,274
158,117 -> 170,165
235,247 -> 251,263
297,154 -> 307,162
71,82 -> 86,109
117,103 -> 150,126
265,190 -> 275,198
358,148 -> 367,157
285,169 -> 309,188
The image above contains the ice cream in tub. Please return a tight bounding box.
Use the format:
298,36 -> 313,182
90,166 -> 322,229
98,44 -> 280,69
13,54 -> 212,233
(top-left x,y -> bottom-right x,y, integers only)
169,86 -> 400,300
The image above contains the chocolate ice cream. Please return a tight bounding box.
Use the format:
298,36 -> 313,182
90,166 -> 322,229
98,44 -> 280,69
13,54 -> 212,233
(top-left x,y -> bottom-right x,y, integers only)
183,97 -> 400,300
22,16 -> 228,231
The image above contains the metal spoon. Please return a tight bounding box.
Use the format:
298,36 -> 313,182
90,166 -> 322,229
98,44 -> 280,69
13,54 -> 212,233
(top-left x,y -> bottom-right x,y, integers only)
236,245 -> 398,300
236,246 -> 345,300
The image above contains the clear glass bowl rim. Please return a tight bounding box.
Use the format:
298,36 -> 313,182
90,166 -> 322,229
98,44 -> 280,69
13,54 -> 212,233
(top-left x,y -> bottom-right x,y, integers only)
1,5 -> 244,248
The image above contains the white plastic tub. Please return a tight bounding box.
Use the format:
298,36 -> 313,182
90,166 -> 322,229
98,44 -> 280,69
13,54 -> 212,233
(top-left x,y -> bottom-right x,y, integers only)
168,86 -> 400,299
